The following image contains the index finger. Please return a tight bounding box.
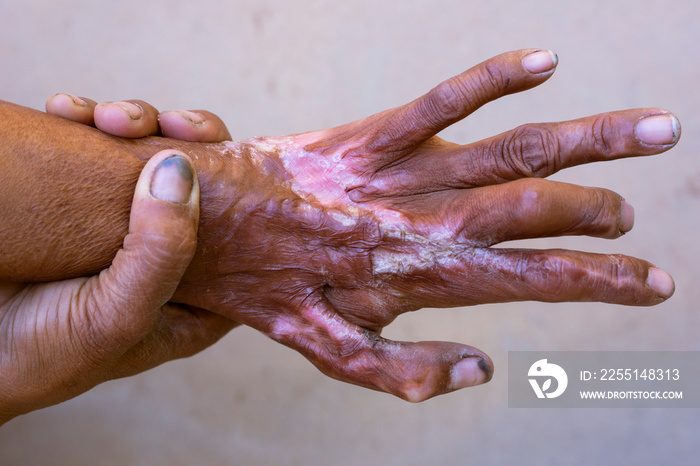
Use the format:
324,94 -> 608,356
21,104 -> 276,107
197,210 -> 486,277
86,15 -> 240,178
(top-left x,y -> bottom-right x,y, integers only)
365,49 -> 559,160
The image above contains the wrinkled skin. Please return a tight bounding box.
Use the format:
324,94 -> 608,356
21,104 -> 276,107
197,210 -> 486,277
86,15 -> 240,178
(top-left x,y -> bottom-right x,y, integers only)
2,49 -> 680,408
0,102 -> 236,424
161,49 -> 678,401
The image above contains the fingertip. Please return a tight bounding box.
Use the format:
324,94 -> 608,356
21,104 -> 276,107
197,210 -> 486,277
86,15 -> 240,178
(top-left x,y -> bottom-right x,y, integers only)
521,49 -> 559,74
46,93 -> 88,109
159,110 -> 232,142
94,100 -> 160,138
137,150 -> 199,207
45,93 -> 96,126
193,110 -> 232,141
450,354 -> 494,390
634,112 -> 681,147
158,110 -> 202,141
646,268 -> 675,300
620,200 -> 635,234
149,153 -> 196,205
177,110 -> 206,125
478,356 -> 495,382
115,101 -> 144,120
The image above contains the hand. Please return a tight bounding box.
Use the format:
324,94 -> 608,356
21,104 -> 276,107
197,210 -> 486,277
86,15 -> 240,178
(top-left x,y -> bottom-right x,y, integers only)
166,49 -> 679,402
0,99 -> 235,424
0,151 -> 235,424
45,93 -> 232,141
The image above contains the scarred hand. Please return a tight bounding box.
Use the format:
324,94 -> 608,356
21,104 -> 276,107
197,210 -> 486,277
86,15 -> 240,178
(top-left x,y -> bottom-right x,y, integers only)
162,49 -> 679,401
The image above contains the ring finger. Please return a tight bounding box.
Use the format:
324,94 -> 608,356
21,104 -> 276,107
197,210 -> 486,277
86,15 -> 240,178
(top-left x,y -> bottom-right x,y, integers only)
394,178 -> 633,246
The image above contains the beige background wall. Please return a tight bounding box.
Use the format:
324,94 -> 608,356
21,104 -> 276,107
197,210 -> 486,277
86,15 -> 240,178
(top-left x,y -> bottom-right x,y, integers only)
1,1 -> 699,464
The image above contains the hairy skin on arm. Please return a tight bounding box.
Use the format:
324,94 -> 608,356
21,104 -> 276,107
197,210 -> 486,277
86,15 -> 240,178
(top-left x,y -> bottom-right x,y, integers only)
0,50 -> 679,402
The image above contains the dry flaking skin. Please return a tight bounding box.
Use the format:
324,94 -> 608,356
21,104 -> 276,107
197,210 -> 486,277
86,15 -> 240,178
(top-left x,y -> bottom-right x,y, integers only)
158,49 -> 678,402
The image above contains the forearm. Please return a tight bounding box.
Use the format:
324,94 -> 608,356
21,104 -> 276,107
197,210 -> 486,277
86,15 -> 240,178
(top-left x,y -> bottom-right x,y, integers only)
0,100 -> 219,281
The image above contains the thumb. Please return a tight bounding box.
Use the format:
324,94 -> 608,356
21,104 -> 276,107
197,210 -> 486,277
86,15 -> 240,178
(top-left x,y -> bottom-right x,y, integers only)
84,150 -> 199,349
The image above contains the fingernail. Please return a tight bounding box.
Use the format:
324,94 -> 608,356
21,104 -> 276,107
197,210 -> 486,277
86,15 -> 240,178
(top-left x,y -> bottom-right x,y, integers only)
150,155 -> 194,204
635,114 -> 681,145
646,268 -> 675,299
450,357 -> 492,389
115,101 -> 144,120
177,110 -> 205,125
620,200 -> 635,234
67,94 -> 88,107
522,50 -> 558,74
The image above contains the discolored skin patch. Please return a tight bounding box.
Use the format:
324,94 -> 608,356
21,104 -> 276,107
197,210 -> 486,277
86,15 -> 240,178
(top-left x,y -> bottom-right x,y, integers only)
0,50 -> 679,401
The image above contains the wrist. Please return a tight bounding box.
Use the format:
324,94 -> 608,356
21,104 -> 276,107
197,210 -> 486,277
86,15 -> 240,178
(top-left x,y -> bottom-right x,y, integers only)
170,138 -> 279,310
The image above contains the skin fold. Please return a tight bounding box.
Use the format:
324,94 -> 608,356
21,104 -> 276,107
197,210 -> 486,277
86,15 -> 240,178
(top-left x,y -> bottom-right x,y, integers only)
0,102 -> 237,424
0,50 -> 680,409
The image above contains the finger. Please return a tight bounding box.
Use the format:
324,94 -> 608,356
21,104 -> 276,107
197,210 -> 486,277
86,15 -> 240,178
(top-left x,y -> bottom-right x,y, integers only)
111,306 -> 239,379
448,109 -> 680,188
352,109 -> 681,198
475,249 -> 675,305
45,93 -> 97,126
363,247 -> 674,312
263,302 -> 492,402
79,150 -> 199,353
158,110 -> 232,142
93,100 -> 160,138
435,178 -> 635,246
364,49 -> 558,162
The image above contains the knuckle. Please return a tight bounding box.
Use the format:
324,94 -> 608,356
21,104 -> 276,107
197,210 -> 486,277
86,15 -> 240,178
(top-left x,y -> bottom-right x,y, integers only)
605,254 -> 624,288
428,78 -> 468,121
498,124 -> 560,178
509,178 -> 553,223
128,229 -> 197,272
602,254 -> 647,298
480,62 -> 510,96
584,190 -> 620,238
517,253 -> 581,299
589,114 -> 620,156
76,296 -> 139,359
423,62 -> 510,124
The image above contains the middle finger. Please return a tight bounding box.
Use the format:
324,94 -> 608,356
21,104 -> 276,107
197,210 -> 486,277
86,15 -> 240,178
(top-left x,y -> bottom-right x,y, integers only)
358,109 -> 679,197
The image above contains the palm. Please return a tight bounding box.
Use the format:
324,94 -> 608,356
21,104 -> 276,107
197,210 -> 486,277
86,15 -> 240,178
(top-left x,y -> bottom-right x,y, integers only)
1,279 -> 114,407
0,275 -> 234,415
